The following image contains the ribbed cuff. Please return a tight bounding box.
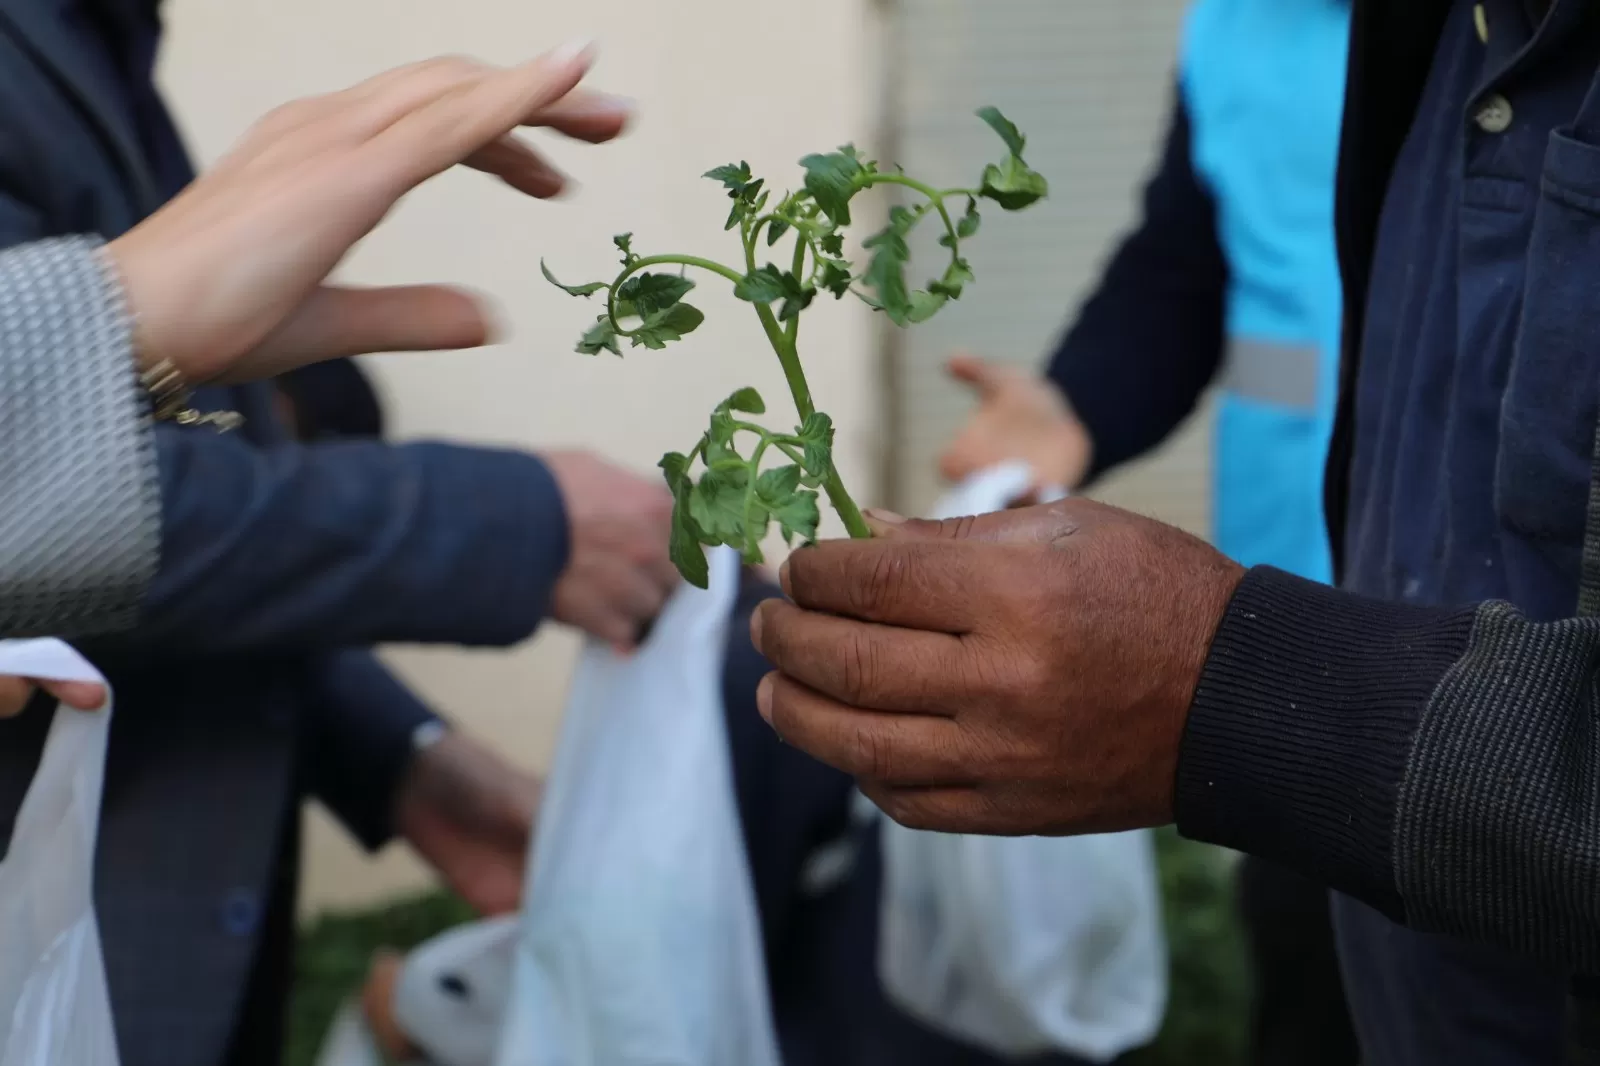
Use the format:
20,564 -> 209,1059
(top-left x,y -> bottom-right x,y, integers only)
1175,567 -> 1476,919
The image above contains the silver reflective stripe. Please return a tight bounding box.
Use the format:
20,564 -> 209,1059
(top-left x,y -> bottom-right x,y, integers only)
1218,337 -> 1321,410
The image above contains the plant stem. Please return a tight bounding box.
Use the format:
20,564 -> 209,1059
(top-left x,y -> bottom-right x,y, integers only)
606,254 -> 745,334
751,301 -> 871,539
823,472 -> 870,539
786,235 -> 807,347
865,174 -> 968,243
611,238 -> 872,541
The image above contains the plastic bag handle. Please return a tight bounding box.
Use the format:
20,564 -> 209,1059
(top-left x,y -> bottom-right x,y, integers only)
0,641 -> 111,878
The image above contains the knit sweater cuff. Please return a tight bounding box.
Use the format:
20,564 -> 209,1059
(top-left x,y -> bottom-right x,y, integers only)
1174,567 -> 1476,918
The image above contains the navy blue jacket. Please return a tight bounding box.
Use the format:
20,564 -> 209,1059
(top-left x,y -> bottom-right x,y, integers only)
0,2 -> 569,1064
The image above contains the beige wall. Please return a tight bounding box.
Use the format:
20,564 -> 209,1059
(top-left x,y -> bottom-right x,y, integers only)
158,0 -> 880,913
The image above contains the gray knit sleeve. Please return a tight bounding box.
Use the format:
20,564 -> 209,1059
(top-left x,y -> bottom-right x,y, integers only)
1393,604 -> 1600,972
0,236 -> 159,637
1178,562 -> 1600,973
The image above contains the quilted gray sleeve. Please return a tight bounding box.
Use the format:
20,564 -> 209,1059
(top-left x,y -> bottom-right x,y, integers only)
0,236 -> 158,636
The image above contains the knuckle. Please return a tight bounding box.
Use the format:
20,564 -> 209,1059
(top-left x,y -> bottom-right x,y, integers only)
856,549 -> 907,617
998,653 -> 1062,710
756,608 -> 790,666
840,631 -> 878,706
249,101 -> 308,140
938,514 -> 979,541
411,54 -> 479,83
1004,653 -> 1055,706
765,682 -> 801,741
853,721 -> 895,781
884,792 -> 935,832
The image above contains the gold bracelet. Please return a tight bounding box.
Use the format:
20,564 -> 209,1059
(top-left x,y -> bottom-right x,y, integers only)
98,244 -> 243,433
138,359 -> 244,432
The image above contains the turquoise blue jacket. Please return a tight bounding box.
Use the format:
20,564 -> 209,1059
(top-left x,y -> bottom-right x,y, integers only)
1049,0 -> 1351,583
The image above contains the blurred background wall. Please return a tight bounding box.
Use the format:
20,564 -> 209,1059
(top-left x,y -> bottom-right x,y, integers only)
157,0 -> 1201,914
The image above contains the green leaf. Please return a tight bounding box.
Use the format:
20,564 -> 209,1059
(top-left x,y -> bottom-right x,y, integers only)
819,259 -> 852,299
718,387 -> 766,415
906,290 -> 948,323
690,466 -> 750,546
980,156 -> 1049,211
616,273 -> 695,317
796,412 -> 834,478
703,408 -> 742,465
976,106 -> 1027,159
929,257 -> 975,300
958,198 -> 982,238
660,450 -> 694,484
766,218 -> 791,246
756,463 -> 801,501
704,161 -> 754,192
735,264 -> 813,319
779,289 -> 815,322
861,208 -> 914,324
707,162 -> 767,230
756,465 -> 821,545
734,264 -> 788,304
659,452 -> 709,589
540,260 -> 608,298
577,316 -> 622,356
741,513 -> 771,565
819,232 -> 845,258
801,150 -> 866,226
613,233 -> 637,265
630,302 -> 705,349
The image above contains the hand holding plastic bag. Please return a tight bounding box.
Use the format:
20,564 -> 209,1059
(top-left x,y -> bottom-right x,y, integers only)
873,465 -> 1167,1063
0,639 -> 119,1066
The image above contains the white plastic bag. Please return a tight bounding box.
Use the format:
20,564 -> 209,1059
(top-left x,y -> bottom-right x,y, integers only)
0,639 -> 119,1066
495,546 -> 779,1066
313,916 -> 522,1066
873,464 -> 1167,1062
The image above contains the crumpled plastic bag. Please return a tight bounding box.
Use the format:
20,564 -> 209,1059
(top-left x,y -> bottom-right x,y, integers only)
494,545 -> 779,1066
0,639 -> 119,1066
872,463 -> 1168,1062
314,549 -> 779,1066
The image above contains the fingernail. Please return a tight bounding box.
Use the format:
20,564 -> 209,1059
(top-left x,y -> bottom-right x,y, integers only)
593,92 -> 636,114
778,558 -> 792,597
550,37 -> 597,66
476,295 -> 509,345
863,509 -> 907,537
757,674 -> 775,725
749,606 -> 764,653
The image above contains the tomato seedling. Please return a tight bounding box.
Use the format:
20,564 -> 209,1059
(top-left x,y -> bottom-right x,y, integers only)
544,107 -> 1048,587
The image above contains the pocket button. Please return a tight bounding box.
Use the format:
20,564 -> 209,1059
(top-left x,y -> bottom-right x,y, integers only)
220,889 -> 261,937
1475,94 -> 1514,134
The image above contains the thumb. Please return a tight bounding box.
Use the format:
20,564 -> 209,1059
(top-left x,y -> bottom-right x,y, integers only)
864,500 -> 1082,546
0,677 -> 33,718
230,284 -> 502,381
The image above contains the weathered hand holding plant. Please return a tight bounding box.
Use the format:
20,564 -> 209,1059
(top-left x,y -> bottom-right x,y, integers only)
544,108 -> 1048,587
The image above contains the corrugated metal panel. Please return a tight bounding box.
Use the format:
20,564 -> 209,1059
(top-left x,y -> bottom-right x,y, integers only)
882,0 -> 1212,537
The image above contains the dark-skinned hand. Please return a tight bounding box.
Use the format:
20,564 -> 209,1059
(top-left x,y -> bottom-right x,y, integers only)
750,500 -> 1244,837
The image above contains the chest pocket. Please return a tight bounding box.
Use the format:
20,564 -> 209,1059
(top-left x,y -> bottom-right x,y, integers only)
1496,128 -> 1600,549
